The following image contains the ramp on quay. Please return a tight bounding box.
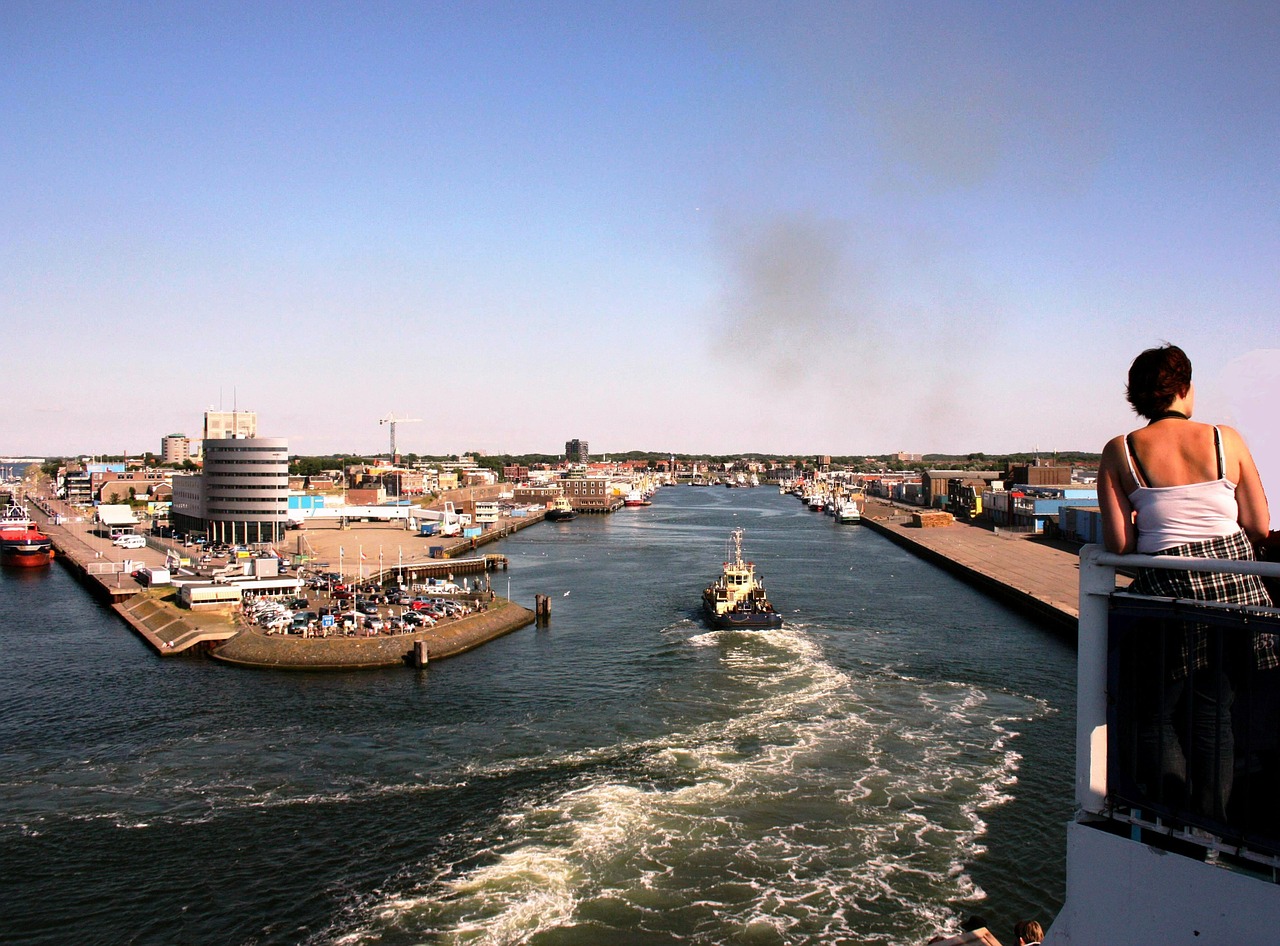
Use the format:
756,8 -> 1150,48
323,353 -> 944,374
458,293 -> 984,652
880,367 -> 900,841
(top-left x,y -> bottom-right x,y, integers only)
115,593 -> 240,654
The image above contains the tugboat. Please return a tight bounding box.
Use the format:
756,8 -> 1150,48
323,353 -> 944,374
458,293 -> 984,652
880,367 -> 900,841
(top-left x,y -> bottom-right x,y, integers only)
702,528 -> 783,630
0,503 -> 55,567
545,496 -> 578,521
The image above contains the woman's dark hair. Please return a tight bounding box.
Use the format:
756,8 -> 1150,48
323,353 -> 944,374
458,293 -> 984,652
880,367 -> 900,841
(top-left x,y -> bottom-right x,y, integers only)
1014,919 -> 1045,942
1126,344 -> 1192,420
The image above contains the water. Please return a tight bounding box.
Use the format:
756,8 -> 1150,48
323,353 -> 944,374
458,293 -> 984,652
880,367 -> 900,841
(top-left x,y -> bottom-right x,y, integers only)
0,487 -> 1075,945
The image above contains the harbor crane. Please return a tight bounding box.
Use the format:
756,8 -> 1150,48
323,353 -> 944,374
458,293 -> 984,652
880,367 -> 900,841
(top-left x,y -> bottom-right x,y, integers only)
379,413 -> 422,458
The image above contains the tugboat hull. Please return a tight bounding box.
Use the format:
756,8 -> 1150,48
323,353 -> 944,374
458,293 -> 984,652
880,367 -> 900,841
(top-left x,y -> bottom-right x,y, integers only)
702,600 -> 783,630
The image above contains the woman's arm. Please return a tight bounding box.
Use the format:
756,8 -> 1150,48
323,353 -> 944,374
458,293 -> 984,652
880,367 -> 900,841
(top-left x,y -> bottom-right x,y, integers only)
1099,436 -> 1137,554
1223,426 -> 1271,543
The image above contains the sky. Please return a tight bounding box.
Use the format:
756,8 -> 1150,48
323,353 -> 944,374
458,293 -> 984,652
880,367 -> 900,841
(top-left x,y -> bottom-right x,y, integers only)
3,2 -> 1277,481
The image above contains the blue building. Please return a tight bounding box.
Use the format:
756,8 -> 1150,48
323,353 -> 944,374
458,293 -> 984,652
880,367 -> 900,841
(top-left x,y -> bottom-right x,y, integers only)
984,485 -> 1099,532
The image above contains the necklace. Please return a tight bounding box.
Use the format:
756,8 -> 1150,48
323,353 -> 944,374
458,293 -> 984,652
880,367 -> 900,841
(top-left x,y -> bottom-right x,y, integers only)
1152,409 -> 1190,422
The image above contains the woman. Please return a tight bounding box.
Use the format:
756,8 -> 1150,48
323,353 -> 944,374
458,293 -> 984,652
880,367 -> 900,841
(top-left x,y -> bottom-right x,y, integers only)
1099,344 -> 1271,562
1097,343 -> 1273,821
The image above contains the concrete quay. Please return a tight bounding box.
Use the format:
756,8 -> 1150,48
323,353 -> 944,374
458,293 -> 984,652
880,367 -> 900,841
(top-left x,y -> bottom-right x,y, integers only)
278,506 -> 544,575
858,498 -> 1087,638
24,495 -> 542,663
27,499 -> 248,654
29,496 -> 169,603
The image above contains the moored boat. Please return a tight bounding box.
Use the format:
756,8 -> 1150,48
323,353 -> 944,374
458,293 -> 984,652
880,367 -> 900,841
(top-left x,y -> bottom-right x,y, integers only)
836,490 -> 864,523
835,500 -> 861,523
545,496 -> 578,521
702,528 -> 783,630
0,503 -> 55,567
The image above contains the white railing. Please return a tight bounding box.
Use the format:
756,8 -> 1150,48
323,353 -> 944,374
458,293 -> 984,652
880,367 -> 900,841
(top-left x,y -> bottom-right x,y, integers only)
1077,545 -> 1280,812
1077,544 -> 1280,864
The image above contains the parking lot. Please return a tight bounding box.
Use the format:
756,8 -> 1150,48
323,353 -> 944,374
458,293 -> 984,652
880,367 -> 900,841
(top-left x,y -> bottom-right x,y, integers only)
242,571 -> 487,639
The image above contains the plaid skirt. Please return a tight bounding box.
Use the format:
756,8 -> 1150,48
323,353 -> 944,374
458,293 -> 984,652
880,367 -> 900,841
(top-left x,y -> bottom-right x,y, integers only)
1128,529 -> 1277,675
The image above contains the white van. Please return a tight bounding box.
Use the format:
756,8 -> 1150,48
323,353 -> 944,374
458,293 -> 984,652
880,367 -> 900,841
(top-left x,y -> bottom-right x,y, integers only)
113,534 -> 146,549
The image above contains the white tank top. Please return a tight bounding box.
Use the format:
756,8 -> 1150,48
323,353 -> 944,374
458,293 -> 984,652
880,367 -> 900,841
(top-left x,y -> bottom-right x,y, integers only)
1124,425 -> 1241,553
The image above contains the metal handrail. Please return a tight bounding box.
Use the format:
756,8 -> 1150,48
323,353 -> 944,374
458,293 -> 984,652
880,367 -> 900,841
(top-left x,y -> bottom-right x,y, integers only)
1076,544 -> 1280,815
1086,547 -> 1280,578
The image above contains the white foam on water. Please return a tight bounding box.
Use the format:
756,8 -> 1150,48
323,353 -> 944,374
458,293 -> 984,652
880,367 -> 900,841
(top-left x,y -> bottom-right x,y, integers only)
327,624 -> 1049,946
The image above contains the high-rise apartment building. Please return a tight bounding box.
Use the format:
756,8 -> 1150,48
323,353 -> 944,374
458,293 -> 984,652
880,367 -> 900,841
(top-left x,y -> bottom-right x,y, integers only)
161,433 -> 194,465
565,439 -> 589,464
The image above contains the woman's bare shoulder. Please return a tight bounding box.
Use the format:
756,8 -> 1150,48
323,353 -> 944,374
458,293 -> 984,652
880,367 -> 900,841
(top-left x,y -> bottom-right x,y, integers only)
1216,425 -> 1258,460
1101,434 -> 1128,460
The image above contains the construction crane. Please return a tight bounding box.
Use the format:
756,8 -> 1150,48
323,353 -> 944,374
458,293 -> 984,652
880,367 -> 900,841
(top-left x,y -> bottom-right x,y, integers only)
379,413 -> 422,458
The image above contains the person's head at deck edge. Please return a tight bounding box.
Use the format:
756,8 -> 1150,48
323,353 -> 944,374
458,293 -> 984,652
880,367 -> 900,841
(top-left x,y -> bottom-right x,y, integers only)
1126,343 -> 1192,420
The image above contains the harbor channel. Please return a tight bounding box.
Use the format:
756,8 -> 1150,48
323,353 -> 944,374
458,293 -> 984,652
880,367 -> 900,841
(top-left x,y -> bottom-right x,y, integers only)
25,487 -> 1092,667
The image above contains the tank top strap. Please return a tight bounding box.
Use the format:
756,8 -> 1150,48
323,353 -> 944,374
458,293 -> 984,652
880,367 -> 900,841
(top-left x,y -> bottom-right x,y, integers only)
1124,434 -> 1150,488
1213,426 -> 1225,480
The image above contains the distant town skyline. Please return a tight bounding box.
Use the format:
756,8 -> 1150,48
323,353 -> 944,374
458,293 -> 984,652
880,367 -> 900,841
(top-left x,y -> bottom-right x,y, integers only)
5,5 -> 1276,487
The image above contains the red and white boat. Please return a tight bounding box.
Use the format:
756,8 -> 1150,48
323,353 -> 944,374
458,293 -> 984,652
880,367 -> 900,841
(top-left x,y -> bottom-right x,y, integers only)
0,503 -> 55,567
